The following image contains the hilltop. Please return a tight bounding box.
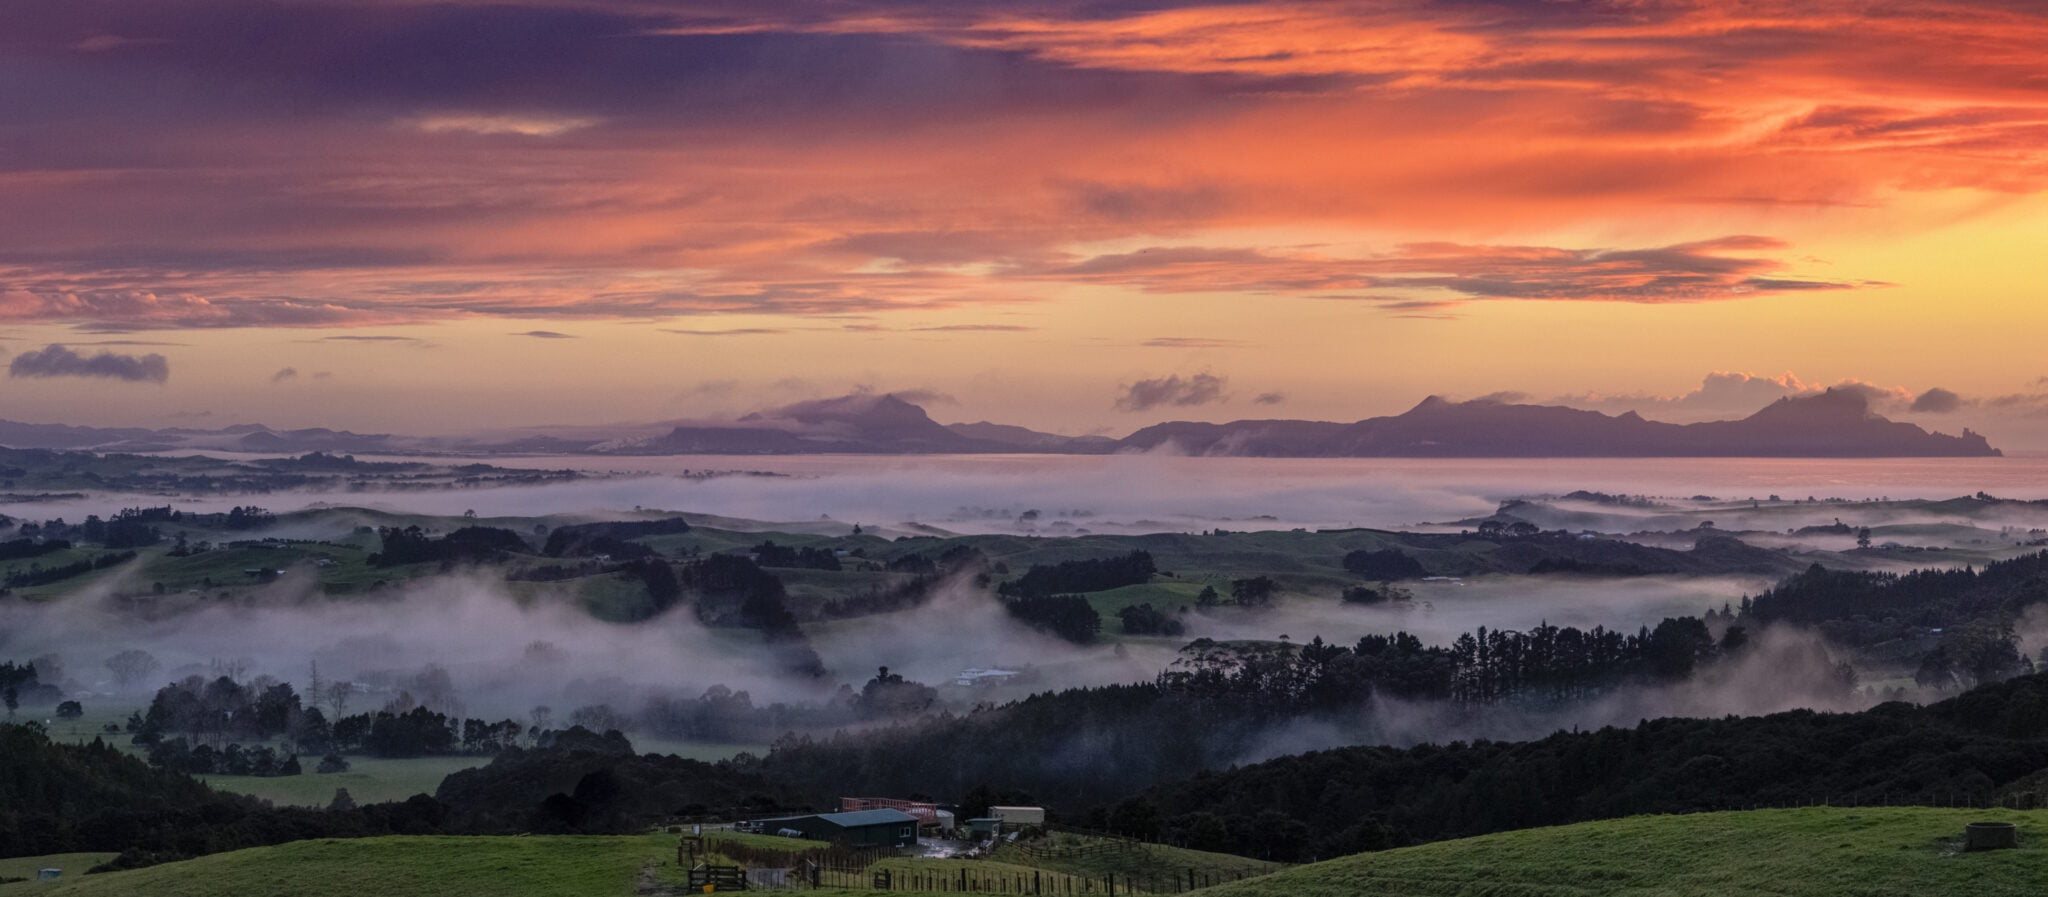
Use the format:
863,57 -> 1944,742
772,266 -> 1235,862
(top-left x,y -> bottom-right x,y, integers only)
0,388 -> 2000,457
1121,389 -> 1999,457
1197,807 -> 2044,897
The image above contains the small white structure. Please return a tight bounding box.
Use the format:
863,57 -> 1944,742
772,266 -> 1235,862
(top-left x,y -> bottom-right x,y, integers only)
953,668 -> 1021,688
990,805 -> 1046,827
38,869 -> 61,881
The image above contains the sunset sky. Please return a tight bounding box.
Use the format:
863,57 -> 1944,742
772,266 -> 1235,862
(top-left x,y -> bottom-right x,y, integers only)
3,1 -> 2046,443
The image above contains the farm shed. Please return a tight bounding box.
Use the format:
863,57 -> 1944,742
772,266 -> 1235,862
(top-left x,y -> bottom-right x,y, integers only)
990,806 -> 1046,827
760,808 -> 920,848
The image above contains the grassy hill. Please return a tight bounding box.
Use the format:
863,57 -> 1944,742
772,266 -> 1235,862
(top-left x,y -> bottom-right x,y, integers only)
1196,807 -> 2045,897
0,836 -> 694,897
8,808 -> 2036,896
990,835 -> 1282,886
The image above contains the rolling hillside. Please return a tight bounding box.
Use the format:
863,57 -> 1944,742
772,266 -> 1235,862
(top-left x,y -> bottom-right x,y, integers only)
1196,807 -> 2043,897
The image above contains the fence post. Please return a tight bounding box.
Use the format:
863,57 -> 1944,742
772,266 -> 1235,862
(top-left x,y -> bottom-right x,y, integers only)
1035,871 -> 1042,895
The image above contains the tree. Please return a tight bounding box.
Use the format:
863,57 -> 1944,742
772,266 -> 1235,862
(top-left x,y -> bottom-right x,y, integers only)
55,700 -> 83,719
1195,585 -> 1220,608
1004,594 -> 1102,644
1230,576 -> 1277,607
1856,527 -> 1873,549
858,666 -> 938,717
328,788 -> 356,811
1117,603 -> 1185,636
1342,549 -> 1428,580
569,704 -> 625,733
105,649 -> 162,689
323,680 -> 355,718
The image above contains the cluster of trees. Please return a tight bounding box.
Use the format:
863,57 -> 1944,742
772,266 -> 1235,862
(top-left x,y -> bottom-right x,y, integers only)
998,550 -> 1156,599
146,738 -> 302,777
1004,594 -> 1102,644
135,676 -> 324,748
751,540 -> 841,571
1115,672 -> 2048,861
541,517 -> 690,557
1117,603 -> 1185,636
0,723 -> 449,869
1474,519 -> 1544,539
369,525 -> 529,567
1744,552 -> 2048,688
3,550 -> 135,589
1155,616 -> 1782,709
1342,548 -> 1429,580
79,509 -> 166,548
0,536 -> 69,561
857,666 -> 938,717
678,554 -> 824,676
637,684 -> 857,743
817,545 -> 992,619
0,661 -> 62,718
330,707 -> 525,758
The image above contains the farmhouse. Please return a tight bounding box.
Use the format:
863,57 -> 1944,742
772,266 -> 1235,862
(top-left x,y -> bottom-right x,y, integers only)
759,808 -> 919,848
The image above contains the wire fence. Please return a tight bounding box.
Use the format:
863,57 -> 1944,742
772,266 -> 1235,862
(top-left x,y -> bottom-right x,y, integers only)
678,795 -> 2048,892
797,862 -> 1260,894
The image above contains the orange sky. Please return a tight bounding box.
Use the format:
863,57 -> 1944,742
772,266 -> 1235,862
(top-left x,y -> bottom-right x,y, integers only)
1,1 -> 2045,442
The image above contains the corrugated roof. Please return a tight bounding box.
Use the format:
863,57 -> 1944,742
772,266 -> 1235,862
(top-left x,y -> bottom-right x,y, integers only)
815,808 -> 918,827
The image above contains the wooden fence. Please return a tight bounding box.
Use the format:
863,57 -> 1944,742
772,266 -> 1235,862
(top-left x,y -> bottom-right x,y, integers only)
804,863 -> 1261,894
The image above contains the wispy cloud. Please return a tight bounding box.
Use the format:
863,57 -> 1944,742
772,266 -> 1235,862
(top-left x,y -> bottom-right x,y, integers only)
1027,237 -> 1870,305
405,113 -> 602,138
1143,337 -> 1246,348
8,343 -> 169,383
1113,372 -> 1228,412
660,328 -> 787,336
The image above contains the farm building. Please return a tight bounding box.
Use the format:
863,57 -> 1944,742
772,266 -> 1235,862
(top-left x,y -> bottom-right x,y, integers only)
990,806 -> 1045,827
759,809 -> 919,848
841,796 -> 942,828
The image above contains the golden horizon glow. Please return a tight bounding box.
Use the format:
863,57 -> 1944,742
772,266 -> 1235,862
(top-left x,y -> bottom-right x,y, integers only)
0,1 -> 2044,443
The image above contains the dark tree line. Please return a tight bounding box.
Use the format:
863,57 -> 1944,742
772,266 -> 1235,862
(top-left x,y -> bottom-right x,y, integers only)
1004,594 -> 1102,643
0,536 -> 70,561
752,540 -> 841,571
0,723 -> 449,869
1115,672 -> 2048,861
680,554 -> 825,676
145,739 -> 302,777
1156,615 -> 1778,709
1743,552 -> 2048,688
542,517 -> 690,557
369,525 -> 529,567
3,551 -> 135,589
1343,548 -> 1429,580
998,550 -> 1156,598
1118,603 -> 1185,636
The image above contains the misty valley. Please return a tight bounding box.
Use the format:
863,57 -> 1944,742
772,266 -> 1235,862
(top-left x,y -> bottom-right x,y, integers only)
5,447 -> 2048,892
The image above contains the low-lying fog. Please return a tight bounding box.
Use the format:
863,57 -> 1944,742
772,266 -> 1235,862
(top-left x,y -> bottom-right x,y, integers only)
23,452 -> 2048,537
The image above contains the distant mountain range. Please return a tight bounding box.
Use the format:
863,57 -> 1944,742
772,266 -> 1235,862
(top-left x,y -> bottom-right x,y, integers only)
0,388 -> 1999,458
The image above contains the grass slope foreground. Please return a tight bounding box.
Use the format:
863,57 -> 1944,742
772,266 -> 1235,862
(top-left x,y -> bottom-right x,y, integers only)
1200,808 -> 2044,897
11,808 -> 2039,897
